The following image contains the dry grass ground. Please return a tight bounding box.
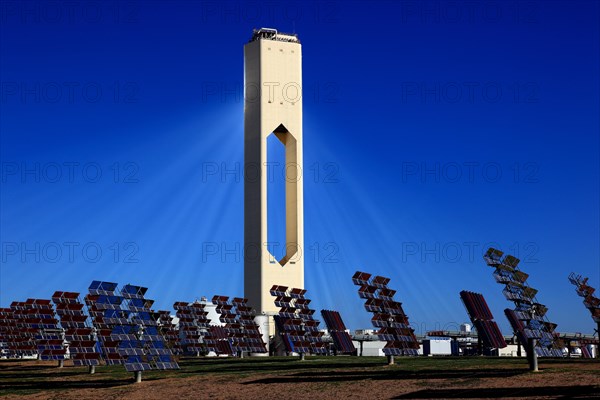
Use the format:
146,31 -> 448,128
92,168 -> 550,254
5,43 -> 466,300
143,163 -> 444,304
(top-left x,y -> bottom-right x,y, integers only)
1,356 -> 599,399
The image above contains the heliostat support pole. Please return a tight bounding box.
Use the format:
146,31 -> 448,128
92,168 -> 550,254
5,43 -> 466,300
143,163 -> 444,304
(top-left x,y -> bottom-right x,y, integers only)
597,323 -> 600,359
387,355 -> 394,365
529,338 -> 538,372
89,365 -> 96,374
134,371 -> 142,383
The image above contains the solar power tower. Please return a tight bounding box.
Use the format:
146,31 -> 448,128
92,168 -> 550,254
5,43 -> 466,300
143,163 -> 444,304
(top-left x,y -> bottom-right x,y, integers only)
483,248 -> 563,371
0,304 -> 36,358
173,300 -> 210,356
211,296 -> 268,357
321,310 -> 356,354
244,28 -> 305,315
52,291 -> 102,372
270,285 -> 327,358
568,273 -> 600,347
459,291 -> 507,355
352,271 -> 419,364
85,281 -> 178,382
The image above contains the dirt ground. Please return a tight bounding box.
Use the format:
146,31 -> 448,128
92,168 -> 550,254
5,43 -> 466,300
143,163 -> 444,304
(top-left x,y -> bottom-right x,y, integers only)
1,356 -> 599,399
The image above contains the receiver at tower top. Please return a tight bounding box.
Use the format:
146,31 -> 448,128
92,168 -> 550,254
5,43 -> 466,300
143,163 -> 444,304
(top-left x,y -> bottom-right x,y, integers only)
248,28 -> 300,43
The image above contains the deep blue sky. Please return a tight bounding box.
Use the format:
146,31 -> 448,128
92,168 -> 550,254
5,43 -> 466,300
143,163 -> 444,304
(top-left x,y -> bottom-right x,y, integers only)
1,0 -> 599,335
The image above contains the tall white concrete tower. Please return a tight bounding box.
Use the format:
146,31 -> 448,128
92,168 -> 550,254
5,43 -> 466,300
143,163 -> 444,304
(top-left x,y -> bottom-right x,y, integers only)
244,28 -> 304,314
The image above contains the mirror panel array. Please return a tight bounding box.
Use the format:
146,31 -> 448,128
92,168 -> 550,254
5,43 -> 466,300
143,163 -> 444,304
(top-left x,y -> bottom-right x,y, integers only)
52,291 -> 101,366
157,310 -> 182,356
173,301 -> 210,355
460,290 -> 507,349
0,306 -> 29,358
211,296 -> 268,355
568,273 -> 600,324
24,299 -> 67,361
484,248 -> 563,357
85,281 -> 179,371
270,285 -> 327,354
204,325 -> 233,355
232,297 -> 268,353
320,310 -> 356,353
352,271 -> 420,356
121,284 -> 179,370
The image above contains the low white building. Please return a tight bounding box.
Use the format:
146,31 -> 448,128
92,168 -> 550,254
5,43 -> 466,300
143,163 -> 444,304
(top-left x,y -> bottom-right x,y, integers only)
352,338 -> 424,356
422,338 -> 452,356
497,344 -> 526,357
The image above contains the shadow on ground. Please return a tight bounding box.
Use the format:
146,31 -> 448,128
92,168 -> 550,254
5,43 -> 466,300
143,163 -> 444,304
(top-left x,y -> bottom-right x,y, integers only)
243,368 -> 523,384
394,385 -> 600,399
0,378 -> 136,392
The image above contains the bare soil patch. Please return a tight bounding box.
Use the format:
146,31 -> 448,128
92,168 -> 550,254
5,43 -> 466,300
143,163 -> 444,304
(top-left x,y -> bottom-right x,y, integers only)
1,357 -> 598,399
